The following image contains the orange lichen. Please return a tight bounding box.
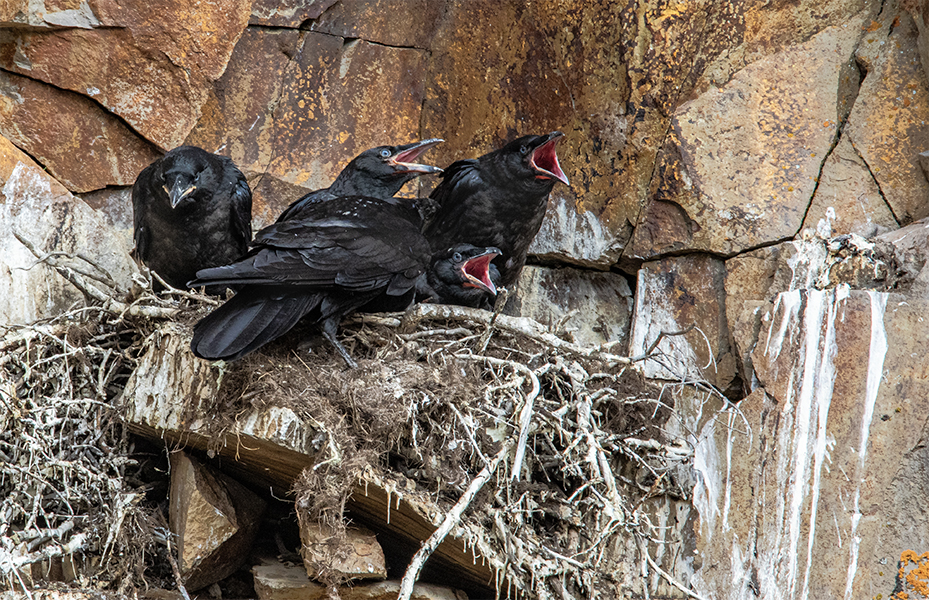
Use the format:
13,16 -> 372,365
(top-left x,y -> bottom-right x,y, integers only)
865,20 -> 882,32
896,551 -> 929,599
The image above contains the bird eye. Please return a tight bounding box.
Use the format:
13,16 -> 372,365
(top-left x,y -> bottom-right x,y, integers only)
520,145 -> 529,155
453,252 -> 463,262
380,149 -> 391,158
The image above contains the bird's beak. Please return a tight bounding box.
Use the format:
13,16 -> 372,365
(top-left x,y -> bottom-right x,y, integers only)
164,181 -> 197,208
529,131 -> 569,186
389,138 -> 444,174
461,248 -> 501,296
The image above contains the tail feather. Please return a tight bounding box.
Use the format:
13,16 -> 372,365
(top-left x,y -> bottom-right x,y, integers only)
191,286 -> 319,360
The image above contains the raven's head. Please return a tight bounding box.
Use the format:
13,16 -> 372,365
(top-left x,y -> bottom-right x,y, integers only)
335,138 -> 444,198
428,244 -> 501,308
494,131 -> 569,188
160,146 -> 218,208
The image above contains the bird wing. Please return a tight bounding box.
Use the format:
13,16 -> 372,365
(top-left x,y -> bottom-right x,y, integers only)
274,188 -> 335,223
193,210 -> 429,294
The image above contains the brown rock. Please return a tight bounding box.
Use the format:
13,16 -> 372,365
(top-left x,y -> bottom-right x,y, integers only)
503,265 -> 633,351
629,255 -> 737,392
249,0 -> 336,27
186,27 -> 302,175
802,135 -> 898,238
628,17 -> 867,258
0,0 -> 252,150
299,522 -> 387,582
311,0 -> 443,48
686,289 -> 929,599
169,451 -> 267,591
909,0 -> 929,84
0,133 -> 139,325
845,10 -> 929,223
0,70 -> 159,192
264,34 -> 427,203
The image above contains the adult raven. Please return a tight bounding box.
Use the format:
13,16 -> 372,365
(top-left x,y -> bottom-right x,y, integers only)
132,145 -> 252,290
189,195 -> 498,367
423,131 -> 569,288
275,139 -> 443,222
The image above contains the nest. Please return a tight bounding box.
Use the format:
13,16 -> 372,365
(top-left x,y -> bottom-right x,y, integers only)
1,241 -> 709,600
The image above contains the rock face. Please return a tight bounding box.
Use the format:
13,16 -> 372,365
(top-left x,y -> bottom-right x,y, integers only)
298,523 -> 387,581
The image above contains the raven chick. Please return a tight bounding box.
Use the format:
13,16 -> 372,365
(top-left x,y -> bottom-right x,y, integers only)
423,131 -> 569,288
189,196 -> 498,367
276,139 -> 443,222
132,145 -> 252,289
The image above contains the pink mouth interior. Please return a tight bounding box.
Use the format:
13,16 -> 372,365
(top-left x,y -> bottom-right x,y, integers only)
463,253 -> 497,294
394,140 -> 440,164
530,138 -> 569,185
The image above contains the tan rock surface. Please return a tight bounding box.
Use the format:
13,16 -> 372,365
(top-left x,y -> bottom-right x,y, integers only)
169,452 -> 267,591
249,0 -> 336,28
628,17 -> 867,259
802,134 -> 898,238
846,10 -> 929,223
299,523 -> 386,581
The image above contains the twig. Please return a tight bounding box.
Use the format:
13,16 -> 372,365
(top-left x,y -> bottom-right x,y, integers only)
403,303 -> 632,364
397,442 -> 512,600
454,353 -> 540,480
13,230 -> 177,319
162,526 -> 192,600
637,534 -> 707,600
629,324 -> 696,362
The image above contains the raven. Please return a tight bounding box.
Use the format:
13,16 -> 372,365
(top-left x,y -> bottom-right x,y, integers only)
275,139 -> 443,222
132,145 -> 252,290
189,196 -> 498,367
423,131 -> 569,288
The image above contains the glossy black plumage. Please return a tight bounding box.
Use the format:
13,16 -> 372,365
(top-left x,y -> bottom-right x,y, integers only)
189,196 -> 499,366
276,139 -> 443,222
423,132 -> 569,288
132,145 -> 252,289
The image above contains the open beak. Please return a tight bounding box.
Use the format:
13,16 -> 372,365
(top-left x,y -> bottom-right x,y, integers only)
461,247 -> 501,296
164,181 -> 196,208
388,138 -> 444,174
529,131 -> 569,186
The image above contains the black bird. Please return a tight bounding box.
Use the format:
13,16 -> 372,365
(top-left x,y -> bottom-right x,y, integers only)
423,131 -> 569,288
132,145 -> 252,290
275,139 -> 444,222
189,195 -> 498,367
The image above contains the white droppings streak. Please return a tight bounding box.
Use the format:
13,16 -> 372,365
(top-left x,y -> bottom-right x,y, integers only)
843,291 -> 888,600
764,289 -> 802,361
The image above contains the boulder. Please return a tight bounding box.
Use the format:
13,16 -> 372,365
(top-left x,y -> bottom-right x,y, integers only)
0,133 -> 138,325
690,289 -> 929,599
298,522 -> 387,581
0,70 -> 159,192
629,254 -> 737,392
0,0 -> 253,151
801,134 -> 898,238
503,265 -> 633,350
169,452 -> 267,591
